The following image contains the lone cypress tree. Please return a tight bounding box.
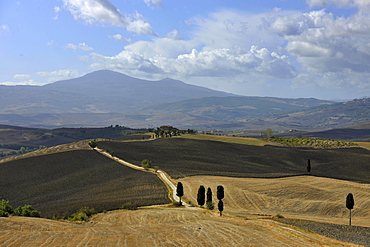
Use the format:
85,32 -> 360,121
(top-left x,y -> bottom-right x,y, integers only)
197,185 -> 206,207
346,193 -> 355,226
218,200 -> 224,216
176,182 -> 184,205
307,159 -> 311,173
217,185 -> 224,200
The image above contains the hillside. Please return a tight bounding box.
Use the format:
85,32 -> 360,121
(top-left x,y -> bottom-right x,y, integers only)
0,149 -> 170,218
0,124 -> 148,158
145,96 -> 332,121
180,175 -> 370,227
263,98 -> 370,130
0,208 -> 355,247
292,122 -> 370,141
97,138 -> 370,183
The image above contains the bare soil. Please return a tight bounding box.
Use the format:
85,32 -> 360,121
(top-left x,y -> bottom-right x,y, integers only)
0,149 -> 170,218
97,138 -> 370,183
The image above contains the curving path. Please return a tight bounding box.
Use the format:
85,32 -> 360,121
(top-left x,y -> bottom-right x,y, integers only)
94,147 -> 193,208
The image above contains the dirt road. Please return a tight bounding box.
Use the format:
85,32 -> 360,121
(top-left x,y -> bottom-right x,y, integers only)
94,147 -> 192,207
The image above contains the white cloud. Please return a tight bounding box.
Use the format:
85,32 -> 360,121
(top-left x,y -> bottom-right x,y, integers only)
124,38 -> 196,58
109,34 -> 131,42
270,8 -> 370,88
306,0 -> 370,11
64,42 -> 94,51
188,10 -> 284,51
0,24 -> 10,34
127,19 -> 156,35
62,0 -> 155,35
0,74 -> 39,86
62,0 -> 126,25
144,0 -> 162,8
53,6 -> 61,20
0,80 -> 38,86
90,43 -> 296,79
13,74 -> 30,80
167,29 -> 182,40
84,7 -> 370,98
37,70 -> 80,83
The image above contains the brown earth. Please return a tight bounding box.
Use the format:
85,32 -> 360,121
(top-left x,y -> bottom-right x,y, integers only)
0,208 -> 357,247
0,149 -> 170,218
97,138 -> 370,183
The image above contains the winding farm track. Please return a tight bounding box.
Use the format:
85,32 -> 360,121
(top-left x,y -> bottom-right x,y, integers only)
94,147 -> 192,208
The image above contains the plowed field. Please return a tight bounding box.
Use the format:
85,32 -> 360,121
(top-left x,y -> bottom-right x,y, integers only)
0,208 -> 356,247
97,138 -> 370,183
0,150 -> 170,217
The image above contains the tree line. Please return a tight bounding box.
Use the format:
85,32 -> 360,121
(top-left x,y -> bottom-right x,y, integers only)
176,182 -> 225,216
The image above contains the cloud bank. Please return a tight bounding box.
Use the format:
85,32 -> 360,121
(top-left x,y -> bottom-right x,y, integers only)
62,0 -> 155,35
87,5 -> 370,96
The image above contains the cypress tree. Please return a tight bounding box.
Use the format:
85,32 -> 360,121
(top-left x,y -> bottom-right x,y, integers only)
346,193 -> 355,226
217,185 -> 224,200
206,187 -> 212,203
218,200 -> 224,216
307,159 -> 311,173
206,187 -> 214,210
197,185 -> 205,207
176,182 -> 184,205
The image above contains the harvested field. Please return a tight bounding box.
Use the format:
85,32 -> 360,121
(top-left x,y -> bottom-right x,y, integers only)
0,150 -> 170,218
179,176 -> 370,227
97,138 -> 370,183
0,208 -> 356,246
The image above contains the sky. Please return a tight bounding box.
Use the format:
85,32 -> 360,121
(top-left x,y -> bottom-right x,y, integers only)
1,0 -> 370,100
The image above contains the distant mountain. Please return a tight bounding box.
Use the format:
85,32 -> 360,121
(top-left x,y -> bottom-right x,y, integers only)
145,96 -> 333,121
0,70 -> 235,114
262,98 -> 370,130
0,70 -> 368,130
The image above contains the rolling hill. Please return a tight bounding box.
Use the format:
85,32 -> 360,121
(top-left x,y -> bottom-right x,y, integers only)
263,98 -> 370,130
0,149 -> 170,218
97,137 -> 370,183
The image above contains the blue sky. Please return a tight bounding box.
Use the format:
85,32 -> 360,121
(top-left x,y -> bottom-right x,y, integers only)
1,0 -> 370,100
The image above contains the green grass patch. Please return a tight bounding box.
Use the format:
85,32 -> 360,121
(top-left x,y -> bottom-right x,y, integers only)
270,137 -> 358,148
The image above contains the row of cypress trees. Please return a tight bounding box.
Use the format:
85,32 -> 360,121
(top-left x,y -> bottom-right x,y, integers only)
196,185 -> 224,216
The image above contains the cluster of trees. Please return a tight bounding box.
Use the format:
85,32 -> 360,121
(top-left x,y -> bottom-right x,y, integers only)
68,207 -> 96,222
0,144 -> 47,158
270,137 -> 358,148
176,183 -> 225,216
0,200 -> 40,217
151,126 -> 196,139
196,185 -> 224,215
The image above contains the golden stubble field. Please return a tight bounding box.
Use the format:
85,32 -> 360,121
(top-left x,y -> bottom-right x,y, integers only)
0,207 -> 356,247
179,175 -> 370,227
